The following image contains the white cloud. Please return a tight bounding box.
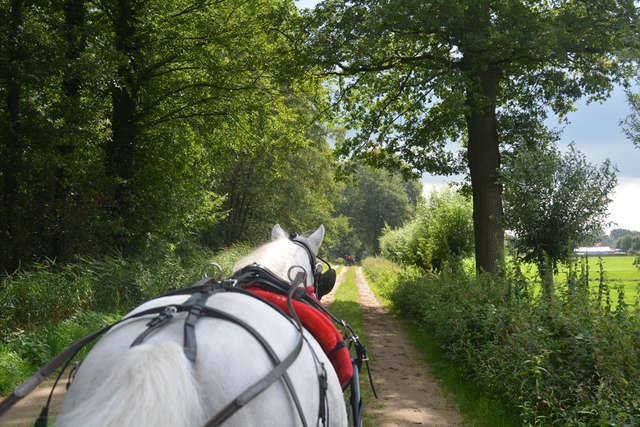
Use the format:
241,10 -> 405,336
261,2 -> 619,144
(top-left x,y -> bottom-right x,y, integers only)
607,177 -> 640,233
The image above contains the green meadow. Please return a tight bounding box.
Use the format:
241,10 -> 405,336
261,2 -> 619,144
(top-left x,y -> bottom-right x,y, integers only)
511,255 -> 640,306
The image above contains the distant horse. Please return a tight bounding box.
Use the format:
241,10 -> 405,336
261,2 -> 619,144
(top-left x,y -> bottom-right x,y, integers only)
54,224 -> 348,427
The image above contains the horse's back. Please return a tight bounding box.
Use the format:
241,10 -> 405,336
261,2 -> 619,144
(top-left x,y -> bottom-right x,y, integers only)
56,292 -> 347,427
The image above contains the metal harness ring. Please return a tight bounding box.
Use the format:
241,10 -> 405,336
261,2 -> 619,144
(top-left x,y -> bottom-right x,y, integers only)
202,262 -> 223,280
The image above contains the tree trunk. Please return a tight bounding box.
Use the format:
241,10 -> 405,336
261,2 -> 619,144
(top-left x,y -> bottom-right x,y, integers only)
105,0 -> 139,247
52,0 -> 86,258
538,255 -> 555,299
465,65 -> 504,275
2,0 -> 25,270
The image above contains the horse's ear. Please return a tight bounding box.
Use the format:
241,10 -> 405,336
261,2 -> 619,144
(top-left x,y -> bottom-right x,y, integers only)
272,224 -> 287,240
307,225 -> 325,253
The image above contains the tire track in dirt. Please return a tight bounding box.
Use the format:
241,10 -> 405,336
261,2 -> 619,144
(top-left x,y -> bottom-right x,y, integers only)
353,266 -> 463,427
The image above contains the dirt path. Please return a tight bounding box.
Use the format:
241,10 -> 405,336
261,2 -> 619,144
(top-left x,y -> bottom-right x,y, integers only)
0,370 -> 68,427
351,266 -> 463,427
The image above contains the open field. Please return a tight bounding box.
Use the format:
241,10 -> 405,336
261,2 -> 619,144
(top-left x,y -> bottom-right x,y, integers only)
511,255 -> 640,306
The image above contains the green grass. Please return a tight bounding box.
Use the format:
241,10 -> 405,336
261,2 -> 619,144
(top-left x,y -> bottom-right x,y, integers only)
328,267 -> 381,427
508,255 -> 640,307
0,311 -> 120,396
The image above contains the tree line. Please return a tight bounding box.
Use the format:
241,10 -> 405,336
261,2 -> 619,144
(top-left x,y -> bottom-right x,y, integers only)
0,0 -> 321,271
2,0 -> 639,275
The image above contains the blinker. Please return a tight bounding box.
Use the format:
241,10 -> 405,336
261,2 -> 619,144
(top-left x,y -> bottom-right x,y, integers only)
316,267 -> 336,300
289,233 -> 336,300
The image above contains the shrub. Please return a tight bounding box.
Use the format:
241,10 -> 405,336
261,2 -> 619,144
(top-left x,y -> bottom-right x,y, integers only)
0,244 -> 254,396
379,186 -> 473,271
0,345 -> 31,396
0,311 -> 119,395
0,243 -> 251,342
0,263 -> 93,336
360,256 -> 405,298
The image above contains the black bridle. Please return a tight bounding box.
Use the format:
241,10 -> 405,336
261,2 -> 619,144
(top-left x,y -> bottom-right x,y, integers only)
287,233 -> 337,300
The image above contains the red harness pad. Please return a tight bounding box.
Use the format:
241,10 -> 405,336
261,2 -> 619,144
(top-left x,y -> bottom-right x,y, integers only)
245,287 -> 353,387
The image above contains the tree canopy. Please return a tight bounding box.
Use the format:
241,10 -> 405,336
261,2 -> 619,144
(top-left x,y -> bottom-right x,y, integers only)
0,0 -> 336,271
334,165 -> 422,255
300,0 -> 638,274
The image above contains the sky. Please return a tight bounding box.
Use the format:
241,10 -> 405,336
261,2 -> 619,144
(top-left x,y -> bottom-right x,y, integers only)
421,86 -> 640,234
295,0 -> 640,234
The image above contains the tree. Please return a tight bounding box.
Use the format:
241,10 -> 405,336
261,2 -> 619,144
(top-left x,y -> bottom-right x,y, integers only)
0,0 -> 310,270
86,0 -> 304,252
611,229 -> 640,241
0,0 -> 103,268
616,234 -> 640,253
498,143 -> 617,296
335,165 -> 422,254
622,73 -> 640,149
209,123 -> 349,250
300,0 -> 637,275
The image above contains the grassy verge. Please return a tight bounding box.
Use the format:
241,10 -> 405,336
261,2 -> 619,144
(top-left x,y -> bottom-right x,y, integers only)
327,267 -> 381,427
0,311 -> 120,396
507,255 -> 640,307
364,255 -> 640,426
362,257 -> 520,427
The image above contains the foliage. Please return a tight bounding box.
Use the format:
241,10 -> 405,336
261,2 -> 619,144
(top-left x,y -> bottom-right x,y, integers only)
499,142 -> 617,292
366,257 -> 640,426
611,229 -> 640,242
300,0 -> 638,275
334,164 -> 423,255
0,0 -> 321,271
208,121 -> 350,253
360,256 -> 404,299
616,234 -> 640,254
0,243 -> 253,395
0,242 -> 251,341
622,88 -> 640,149
0,311 -> 119,396
380,186 -> 474,271
0,345 -> 31,397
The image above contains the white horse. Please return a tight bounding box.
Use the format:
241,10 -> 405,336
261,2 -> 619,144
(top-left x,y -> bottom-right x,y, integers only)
55,224 -> 347,427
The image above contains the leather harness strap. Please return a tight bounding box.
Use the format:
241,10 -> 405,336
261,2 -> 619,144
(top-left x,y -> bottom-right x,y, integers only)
201,270 -> 307,427
183,291 -> 214,362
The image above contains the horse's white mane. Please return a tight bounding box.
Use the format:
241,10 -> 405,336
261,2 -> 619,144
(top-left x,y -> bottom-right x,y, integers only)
233,224 -> 325,283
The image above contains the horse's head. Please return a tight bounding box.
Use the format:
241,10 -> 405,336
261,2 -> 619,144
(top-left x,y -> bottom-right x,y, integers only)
233,224 -> 326,288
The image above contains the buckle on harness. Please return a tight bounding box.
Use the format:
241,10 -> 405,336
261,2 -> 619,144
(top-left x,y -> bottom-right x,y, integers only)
130,306 -> 177,348
148,306 -> 177,328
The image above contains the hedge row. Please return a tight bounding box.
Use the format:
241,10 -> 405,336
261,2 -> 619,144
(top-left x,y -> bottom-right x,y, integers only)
0,243 -> 253,342
364,257 -> 640,426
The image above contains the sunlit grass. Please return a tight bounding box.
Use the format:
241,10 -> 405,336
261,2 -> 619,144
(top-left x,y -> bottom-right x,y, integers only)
329,267 -> 380,427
